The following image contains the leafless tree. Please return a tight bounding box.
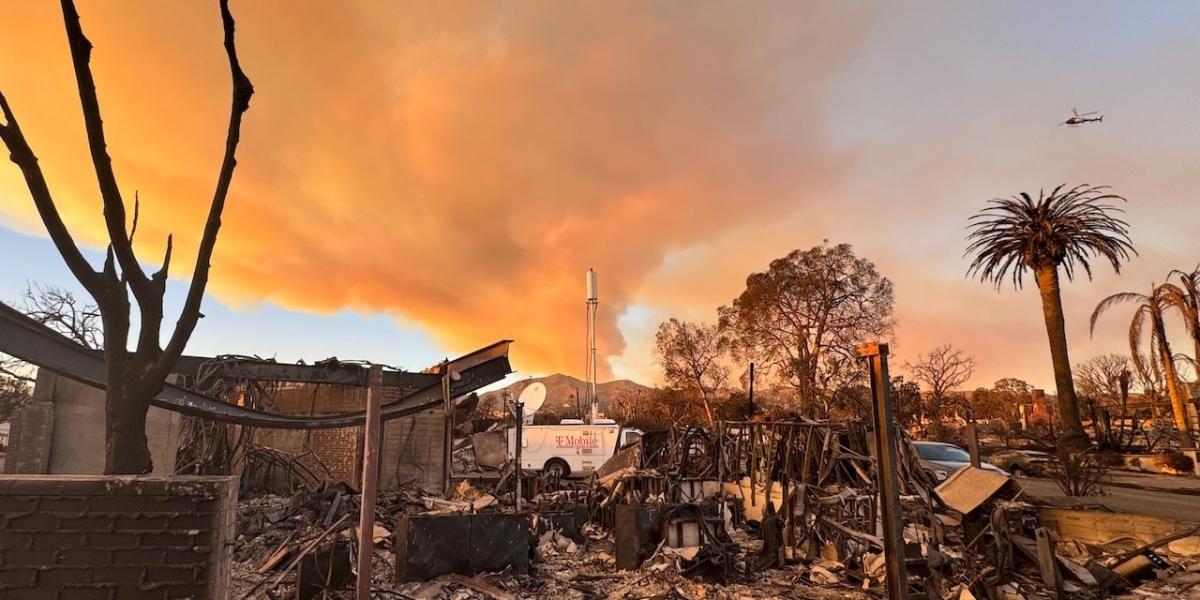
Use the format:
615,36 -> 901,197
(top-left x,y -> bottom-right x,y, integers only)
1075,354 -> 1134,450
20,283 -> 102,349
1,284 -> 104,421
1074,354 -> 1131,407
906,345 -> 976,441
0,0 -> 254,473
654,319 -> 729,426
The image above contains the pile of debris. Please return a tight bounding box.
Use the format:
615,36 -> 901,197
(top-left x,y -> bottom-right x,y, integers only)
228,418 -> 1200,599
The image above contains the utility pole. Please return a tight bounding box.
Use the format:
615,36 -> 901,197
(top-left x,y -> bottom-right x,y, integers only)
748,362 -> 756,418
356,365 -> 383,600
858,342 -> 908,600
966,407 -> 981,468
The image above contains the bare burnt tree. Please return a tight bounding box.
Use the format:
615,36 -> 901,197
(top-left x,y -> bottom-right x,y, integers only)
906,345 -> 976,441
19,283 -> 102,349
1074,354 -> 1134,450
1,284 -> 104,421
0,1 -> 253,473
654,318 -> 729,426
1074,354 -> 1131,407
719,242 -> 894,416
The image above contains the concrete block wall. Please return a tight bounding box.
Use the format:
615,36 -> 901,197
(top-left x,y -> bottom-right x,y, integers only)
4,371 -> 180,476
0,475 -> 237,600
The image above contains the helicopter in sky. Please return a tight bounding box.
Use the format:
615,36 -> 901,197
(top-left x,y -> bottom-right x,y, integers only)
1061,108 -> 1103,127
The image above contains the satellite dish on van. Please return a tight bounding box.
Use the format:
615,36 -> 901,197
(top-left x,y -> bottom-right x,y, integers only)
517,382 -> 547,415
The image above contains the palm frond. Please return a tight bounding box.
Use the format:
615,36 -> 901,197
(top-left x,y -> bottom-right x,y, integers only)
1129,305 -> 1151,379
1090,292 -> 1147,335
965,184 -> 1135,290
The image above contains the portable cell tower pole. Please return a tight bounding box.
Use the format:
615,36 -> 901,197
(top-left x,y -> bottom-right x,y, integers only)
356,365 -> 383,599
586,269 -> 599,424
857,342 -> 908,600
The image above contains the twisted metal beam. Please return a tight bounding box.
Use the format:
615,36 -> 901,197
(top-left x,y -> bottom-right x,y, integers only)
0,301 -> 510,428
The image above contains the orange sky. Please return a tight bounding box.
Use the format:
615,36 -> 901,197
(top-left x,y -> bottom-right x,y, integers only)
2,2 -> 1199,390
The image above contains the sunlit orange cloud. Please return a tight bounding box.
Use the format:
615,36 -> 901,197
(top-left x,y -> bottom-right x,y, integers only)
0,1 -> 876,378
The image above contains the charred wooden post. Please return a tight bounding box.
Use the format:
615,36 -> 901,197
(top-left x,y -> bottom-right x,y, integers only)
966,407 -> 982,469
442,365 -> 453,493
356,365 -> 383,599
858,342 -> 908,600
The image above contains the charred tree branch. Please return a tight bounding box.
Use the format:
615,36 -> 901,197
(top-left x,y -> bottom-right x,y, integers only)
0,92 -> 102,294
153,0 -> 253,381
59,0 -> 150,294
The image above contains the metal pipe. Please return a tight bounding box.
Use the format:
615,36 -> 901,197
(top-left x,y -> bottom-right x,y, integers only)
514,396 -> 524,510
966,407 -> 981,469
748,362 -> 755,417
442,367 -> 452,494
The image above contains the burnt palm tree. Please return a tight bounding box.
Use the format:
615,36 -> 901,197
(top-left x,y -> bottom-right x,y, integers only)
1091,284 -> 1195,449
1163,264 -> 1200,369
966,184 -> 1135,450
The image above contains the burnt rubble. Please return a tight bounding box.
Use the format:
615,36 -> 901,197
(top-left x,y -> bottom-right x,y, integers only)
228,419 -> 1200,600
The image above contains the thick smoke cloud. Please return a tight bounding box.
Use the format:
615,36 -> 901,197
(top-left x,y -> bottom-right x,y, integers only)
0,2 -> 873,375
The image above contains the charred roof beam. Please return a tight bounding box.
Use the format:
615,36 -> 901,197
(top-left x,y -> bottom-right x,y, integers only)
201,359 -> 439,390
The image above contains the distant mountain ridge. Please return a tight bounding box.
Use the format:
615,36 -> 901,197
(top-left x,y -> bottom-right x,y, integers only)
479,373 -> 652,418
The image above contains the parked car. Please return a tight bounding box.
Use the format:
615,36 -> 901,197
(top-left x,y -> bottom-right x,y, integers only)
986,449 -> 1057,476
912,441 -> 1007,482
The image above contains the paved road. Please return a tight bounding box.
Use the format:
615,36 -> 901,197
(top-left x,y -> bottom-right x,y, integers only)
1017,476 -> 1200,522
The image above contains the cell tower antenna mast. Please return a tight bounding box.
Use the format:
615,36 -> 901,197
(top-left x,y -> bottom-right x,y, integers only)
586,269 -> 599,424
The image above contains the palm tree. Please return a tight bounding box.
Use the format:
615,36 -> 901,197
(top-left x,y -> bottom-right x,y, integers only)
1091,284 -> 1195,449
966,184 -> 1135,450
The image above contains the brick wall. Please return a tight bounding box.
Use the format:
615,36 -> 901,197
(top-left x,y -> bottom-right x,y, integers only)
379,409 -> 446,492
252,383 -> 447,493
0,475 -> 237,600
306,428 -> 359,483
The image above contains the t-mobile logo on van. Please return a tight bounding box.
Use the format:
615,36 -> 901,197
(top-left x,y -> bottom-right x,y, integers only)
555,432 -> 600,448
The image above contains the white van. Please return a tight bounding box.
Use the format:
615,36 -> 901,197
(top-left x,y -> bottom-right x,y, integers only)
510,421 -> 642,478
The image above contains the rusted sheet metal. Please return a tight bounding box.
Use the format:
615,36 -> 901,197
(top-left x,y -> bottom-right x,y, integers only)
0,301 -> 512,429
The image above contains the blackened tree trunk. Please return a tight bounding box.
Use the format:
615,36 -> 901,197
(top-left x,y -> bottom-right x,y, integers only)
1034,265 -> 1088,450
1151,308 -> 1195,449
0,0 -> 254,473
929,394 -> 945,441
